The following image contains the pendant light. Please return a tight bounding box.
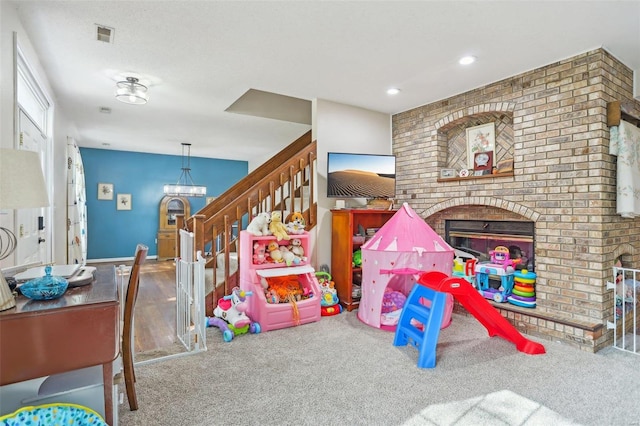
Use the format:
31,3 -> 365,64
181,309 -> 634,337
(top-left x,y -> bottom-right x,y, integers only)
115,77 -> 149,105
163,143 -> 207,197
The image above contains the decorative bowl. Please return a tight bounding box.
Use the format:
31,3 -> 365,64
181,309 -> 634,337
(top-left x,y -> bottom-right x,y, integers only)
20,265 -> 69,300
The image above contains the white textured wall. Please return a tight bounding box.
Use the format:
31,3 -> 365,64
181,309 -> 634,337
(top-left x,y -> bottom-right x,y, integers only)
312,98 -> 391,270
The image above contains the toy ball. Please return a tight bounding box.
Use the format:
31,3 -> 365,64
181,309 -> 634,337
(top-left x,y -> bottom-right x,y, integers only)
381,289 -> 406,314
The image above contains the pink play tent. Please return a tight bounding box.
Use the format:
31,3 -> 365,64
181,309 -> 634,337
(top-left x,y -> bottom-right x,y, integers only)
358,202 -> 454,330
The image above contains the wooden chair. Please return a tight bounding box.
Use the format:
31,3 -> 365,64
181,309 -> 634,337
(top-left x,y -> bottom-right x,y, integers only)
33,244 -> 148,413
121,243 -> 148,410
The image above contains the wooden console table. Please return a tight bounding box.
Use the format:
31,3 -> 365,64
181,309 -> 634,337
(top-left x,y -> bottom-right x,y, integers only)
0,266 -> 119,425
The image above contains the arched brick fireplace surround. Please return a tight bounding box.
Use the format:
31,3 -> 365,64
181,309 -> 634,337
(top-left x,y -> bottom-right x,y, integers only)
392,48 -> 640,352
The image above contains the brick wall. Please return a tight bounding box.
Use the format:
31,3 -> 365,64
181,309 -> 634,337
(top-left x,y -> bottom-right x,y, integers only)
392,48 -> 640,352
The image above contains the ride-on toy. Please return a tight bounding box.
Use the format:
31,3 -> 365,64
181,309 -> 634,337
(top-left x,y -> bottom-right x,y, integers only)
206,286 -> 261,342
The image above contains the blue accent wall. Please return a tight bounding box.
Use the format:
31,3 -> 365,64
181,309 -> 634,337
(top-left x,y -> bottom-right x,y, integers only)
81,148 -> 247,259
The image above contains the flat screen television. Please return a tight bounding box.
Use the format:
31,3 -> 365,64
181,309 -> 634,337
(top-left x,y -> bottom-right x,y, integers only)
327,152 -> 396,198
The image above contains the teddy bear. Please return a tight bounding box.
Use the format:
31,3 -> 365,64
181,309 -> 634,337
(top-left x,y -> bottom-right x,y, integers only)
288,238 -> 306,262
269,211 -> 290,241
246,212 -> 271,236
252,242 -> 267,264
267,241 -> 283,263
285,211 -> 306,234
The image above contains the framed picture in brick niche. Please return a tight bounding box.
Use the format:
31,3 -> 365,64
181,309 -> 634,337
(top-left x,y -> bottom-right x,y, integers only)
466,122 -> 495,169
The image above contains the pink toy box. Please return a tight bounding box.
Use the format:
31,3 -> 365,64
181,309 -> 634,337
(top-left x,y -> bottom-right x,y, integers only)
239,230 -> 321,332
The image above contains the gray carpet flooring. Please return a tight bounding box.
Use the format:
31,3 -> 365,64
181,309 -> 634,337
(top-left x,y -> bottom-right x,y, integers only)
119,311 -> 640,425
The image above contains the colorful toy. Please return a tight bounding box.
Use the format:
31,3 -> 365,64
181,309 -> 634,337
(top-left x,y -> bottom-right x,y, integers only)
269,211 -> 290,241
246,212 -> 271,236
289,238 -> 306,262
316,271 -> 342,316
352,249 -> 362,267
452,257 -> 477,286
207,286 -> 261,342
380,288 -> 407,326
475,246 -> 516,303
508,269 -> 537,308
381,288 -> 406,313
489,246 -> 520,271
267,241 -> 284,263
253,241 -> 267,264
279,245 -> 300,266
397,270 -> 545,369
285,211 -> 306,234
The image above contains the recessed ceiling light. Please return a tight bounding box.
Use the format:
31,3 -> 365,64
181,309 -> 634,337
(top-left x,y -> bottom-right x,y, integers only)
459,56 -> 476,65
387,88 -> 401,95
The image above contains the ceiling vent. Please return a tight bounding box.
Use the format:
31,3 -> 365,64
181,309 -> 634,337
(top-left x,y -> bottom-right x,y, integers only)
96,25 -> 114,43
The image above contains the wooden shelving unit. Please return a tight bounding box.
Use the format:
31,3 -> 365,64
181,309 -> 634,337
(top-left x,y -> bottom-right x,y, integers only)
330,209 -> 396,311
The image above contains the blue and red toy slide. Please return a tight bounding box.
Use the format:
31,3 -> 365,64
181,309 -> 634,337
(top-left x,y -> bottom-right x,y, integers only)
418,271 -> 545,355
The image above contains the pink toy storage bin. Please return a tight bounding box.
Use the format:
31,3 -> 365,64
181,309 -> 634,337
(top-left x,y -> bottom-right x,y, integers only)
239,230 -> 321,332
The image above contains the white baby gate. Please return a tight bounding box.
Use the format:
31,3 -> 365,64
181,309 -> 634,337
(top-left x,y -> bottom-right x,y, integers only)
607,266 -> 639,355
175,229 -> 207,354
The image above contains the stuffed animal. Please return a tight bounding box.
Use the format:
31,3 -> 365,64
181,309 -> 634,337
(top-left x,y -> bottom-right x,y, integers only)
289,238 -> 306,262
285,211 -> 306,234
269,211 -> 290,241
253,242 -> 267,264
279,245 -> 299,266
246,212 -> 271,236
267,241 -> 284,263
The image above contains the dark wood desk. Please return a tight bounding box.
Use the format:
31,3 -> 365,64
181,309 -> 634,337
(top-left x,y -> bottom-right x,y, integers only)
0,266 -> 119,425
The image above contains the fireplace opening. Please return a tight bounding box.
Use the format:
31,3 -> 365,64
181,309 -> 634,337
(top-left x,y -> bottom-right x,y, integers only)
445,220 -> 535,279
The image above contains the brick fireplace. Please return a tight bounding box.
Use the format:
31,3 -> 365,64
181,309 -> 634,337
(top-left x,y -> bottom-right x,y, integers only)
392,48 -> 640,352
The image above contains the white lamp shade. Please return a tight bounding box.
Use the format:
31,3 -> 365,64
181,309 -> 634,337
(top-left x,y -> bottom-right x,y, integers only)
0,149 -> 50,209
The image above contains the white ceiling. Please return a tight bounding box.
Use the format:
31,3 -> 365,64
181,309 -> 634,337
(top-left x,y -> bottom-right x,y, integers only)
10,1 -> 640,161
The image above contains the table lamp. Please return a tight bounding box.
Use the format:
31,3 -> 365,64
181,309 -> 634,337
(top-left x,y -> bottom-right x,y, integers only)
0,148 -> 50,310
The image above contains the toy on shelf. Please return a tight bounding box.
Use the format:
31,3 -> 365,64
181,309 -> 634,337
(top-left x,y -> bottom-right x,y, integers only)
490,246 -> 520,271
206,286 -> 261,342
279,245 -> 300,266
269,211 -> 290,241
285,211 -> 306,235
246,212 -> 271,236
253,241 -> 267,265
289,238 -> 307,262
507,269 -> 537,308
475,246 -> 516,303
316,271 -> 342,316
452,257 -> 477,286
267,241 -> 284,263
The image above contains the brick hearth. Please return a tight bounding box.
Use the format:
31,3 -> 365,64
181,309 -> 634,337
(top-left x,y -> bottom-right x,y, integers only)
393,48 -> 640,352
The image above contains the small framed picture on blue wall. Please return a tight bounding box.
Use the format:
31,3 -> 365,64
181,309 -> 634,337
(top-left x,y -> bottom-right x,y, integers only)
98,183 -> 113,200
117,193 -> 132,210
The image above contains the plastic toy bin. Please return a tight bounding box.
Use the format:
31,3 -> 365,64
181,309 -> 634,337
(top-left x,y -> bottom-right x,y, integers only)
239,231 -> 321,332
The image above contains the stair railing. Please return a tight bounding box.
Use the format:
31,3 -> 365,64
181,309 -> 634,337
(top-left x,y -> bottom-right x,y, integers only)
176,130 -> 316,311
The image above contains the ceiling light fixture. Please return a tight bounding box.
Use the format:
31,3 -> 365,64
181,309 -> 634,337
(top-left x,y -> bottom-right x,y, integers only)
387,88 -> 401,95
459,56 -> 476,65
115,77 -> 149,105
163,143 -> 207,197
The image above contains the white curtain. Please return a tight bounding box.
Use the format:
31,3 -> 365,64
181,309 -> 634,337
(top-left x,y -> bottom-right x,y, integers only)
610,120 -> 640,218
67,137 -> 87,264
